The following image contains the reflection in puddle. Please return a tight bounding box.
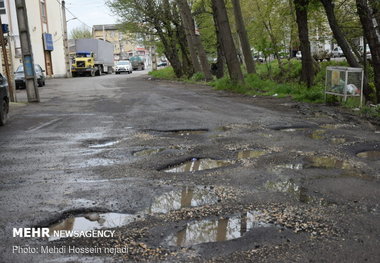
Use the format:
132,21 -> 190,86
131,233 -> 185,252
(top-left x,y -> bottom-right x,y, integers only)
356,151 -> 380,161
273,163 -> 303,170
305,156 -> 353,170
310,130 -> 325,140
133,148 -> 165,157
48,213 -> 141,241
282,128 -> 306,132
87,139 -> 121,148
164,158 -> 233,173
237,150 -> 267,159
149,186 -> 218,214
265,180 -> 309,203
166,211 -> 273,247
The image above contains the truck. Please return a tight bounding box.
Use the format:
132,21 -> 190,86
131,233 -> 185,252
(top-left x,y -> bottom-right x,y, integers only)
71,39 -> 114,77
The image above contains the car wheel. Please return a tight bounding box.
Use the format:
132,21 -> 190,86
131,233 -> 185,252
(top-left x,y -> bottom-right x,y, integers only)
38,80 -> 43,87
0,99 -> 8,126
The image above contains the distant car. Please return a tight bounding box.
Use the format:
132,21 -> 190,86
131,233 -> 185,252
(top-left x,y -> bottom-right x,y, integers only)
332,47 -> 344,57
115,60 -> 132,74
14,64 -> 46,89
296,51 -> 302,59
129,56 -> 145,71
253,55 -> 264,63
0,73 -> 9,126
157,61 -> 168,67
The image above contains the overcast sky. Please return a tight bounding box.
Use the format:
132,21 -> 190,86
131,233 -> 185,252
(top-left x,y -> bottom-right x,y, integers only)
65,0 -> 117,34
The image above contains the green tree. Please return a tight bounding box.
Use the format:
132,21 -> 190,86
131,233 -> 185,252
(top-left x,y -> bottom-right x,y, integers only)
70,25 -> 92,39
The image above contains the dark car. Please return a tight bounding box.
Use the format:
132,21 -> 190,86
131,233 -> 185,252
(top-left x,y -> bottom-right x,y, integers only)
0,73 -> 9,126
129,56 -> 145,71
14,64 -> 46,89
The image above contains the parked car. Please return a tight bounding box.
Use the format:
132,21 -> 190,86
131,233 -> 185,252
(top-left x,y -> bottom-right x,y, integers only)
332,47 -> 344,57
14,64 -> 46,89
0,73 -> 9,126
157,60 -> 168,67
129,56 -> 145,71
115,60 -> 132,74
296,51 -> 302,60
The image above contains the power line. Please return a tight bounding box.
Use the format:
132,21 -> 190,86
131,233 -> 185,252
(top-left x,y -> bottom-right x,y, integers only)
55,0 -> 92,30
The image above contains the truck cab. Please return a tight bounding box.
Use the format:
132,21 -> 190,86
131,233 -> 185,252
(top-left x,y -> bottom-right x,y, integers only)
71,52 -> 99,77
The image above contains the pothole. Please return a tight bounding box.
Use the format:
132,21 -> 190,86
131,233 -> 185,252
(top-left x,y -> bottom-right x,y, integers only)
331,137 -> 346,144
163,158 -> 234,173
48,212 -> 142,241
309,129 -> 326,140
304,156 -> 353,170
149,129 -> 208,136
165,211 -> 274,247
272,163 -> 304,170
148,186 -> 218,214
356,151 -> 380,161
133,148 -> 165,157
84,138 -> 121,148
237,150 -> 268,159
265,180 -> 311,203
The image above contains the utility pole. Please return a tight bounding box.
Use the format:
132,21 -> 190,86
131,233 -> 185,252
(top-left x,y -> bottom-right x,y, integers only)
0,15 -> 16,102
15,0 -> 39,102
61,0 -> 71,78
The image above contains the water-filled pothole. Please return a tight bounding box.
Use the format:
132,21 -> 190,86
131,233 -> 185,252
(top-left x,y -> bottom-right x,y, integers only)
272,163 -> 304,170
265,180 -> 309,203
163,158 -> 233,173
331,137 -> 347,144
165,211 -> 274,247
237,150 -> 267,159
48,213 -> 141,241
148,186 -> 218,214
149,129 -> 208,136
309,130 -> 326,140
133,148 -> 165,157
356,151 -> 380,161
305,156 -> 353,169
85,139 -> 121,148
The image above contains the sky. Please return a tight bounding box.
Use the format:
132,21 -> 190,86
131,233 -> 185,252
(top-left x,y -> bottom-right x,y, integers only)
65,0 -> 118,34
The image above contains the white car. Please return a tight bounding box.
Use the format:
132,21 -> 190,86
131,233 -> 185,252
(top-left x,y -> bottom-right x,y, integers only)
115,60 -> 132,74
332,47 -> 344,57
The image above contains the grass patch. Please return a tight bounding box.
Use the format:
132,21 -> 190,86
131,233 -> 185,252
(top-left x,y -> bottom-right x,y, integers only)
149,67 -> 176,80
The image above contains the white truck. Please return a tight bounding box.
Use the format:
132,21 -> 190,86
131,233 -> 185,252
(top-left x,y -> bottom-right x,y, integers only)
71,39 -> 114,77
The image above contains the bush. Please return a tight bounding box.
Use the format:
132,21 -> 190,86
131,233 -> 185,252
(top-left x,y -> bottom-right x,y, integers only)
149,67 -> 176,80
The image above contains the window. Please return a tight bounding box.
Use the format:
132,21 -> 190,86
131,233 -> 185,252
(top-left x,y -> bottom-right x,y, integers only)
40,0 -> 47,23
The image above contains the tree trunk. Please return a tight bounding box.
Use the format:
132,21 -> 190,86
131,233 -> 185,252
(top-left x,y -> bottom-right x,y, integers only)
211,0 -> 244,84
177,0 -> 212,80
232,0 -> 256,74
294,0 -> 314,88
320,0 -> 360,67
211,3 -> 225,79
176,0 -> 201,74
356,0 -> 380,103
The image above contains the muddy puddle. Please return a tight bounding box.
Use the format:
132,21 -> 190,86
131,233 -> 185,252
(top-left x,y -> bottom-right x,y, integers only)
266,179 -> 309,203
165,211 -> 274,247
331,137 -> 347,144
163,158 -> 233,173
148,186 -> 218,214
151,129 -> 208,136
305,156 -> 353,170
133,148 -> 165,157
309,130 -> 326,140
237,150 -> 268,159
356,151 -> 380,161
48,212 -> 142,241
272,163 -> 304,170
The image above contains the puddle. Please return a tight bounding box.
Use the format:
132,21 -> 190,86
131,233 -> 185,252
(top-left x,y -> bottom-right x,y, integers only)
356,151 -> 380,161
148,186 -> 218,214
151,129 -> 208,136
273,163 -> 304,170
237,150 -> 267,159
265,180 -> 309,202
309,129 -> 325,140
48,213 -> 141,241
163,158 -> 233,173
305,156 -> 353,170
85,139 -> 121,148
281,128 -> 307,132
331,137 -> 346,144
133,148 -> 165,157
165,211 -> 274,247
320,124 -> 354,129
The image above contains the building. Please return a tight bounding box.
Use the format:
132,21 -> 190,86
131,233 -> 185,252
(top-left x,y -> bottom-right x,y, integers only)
0,0 -> 67,78
92,24 -> 146,61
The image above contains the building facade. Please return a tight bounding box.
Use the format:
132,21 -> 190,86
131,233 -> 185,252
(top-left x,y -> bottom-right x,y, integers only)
0,0 -> 66,78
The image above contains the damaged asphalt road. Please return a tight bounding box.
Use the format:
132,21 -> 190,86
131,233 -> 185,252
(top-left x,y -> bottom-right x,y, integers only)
0,72 -> 379,262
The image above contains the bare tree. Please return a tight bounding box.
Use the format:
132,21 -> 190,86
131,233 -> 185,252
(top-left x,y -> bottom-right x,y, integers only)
211,0 -> 244,84
232,0 -> 256,74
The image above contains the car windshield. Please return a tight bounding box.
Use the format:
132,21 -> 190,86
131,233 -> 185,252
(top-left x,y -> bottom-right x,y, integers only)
117,61 -> 130,65
16,65 -> 41,73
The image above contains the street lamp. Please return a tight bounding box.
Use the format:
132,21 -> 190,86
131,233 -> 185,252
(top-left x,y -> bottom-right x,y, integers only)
66,17 -> 77,23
